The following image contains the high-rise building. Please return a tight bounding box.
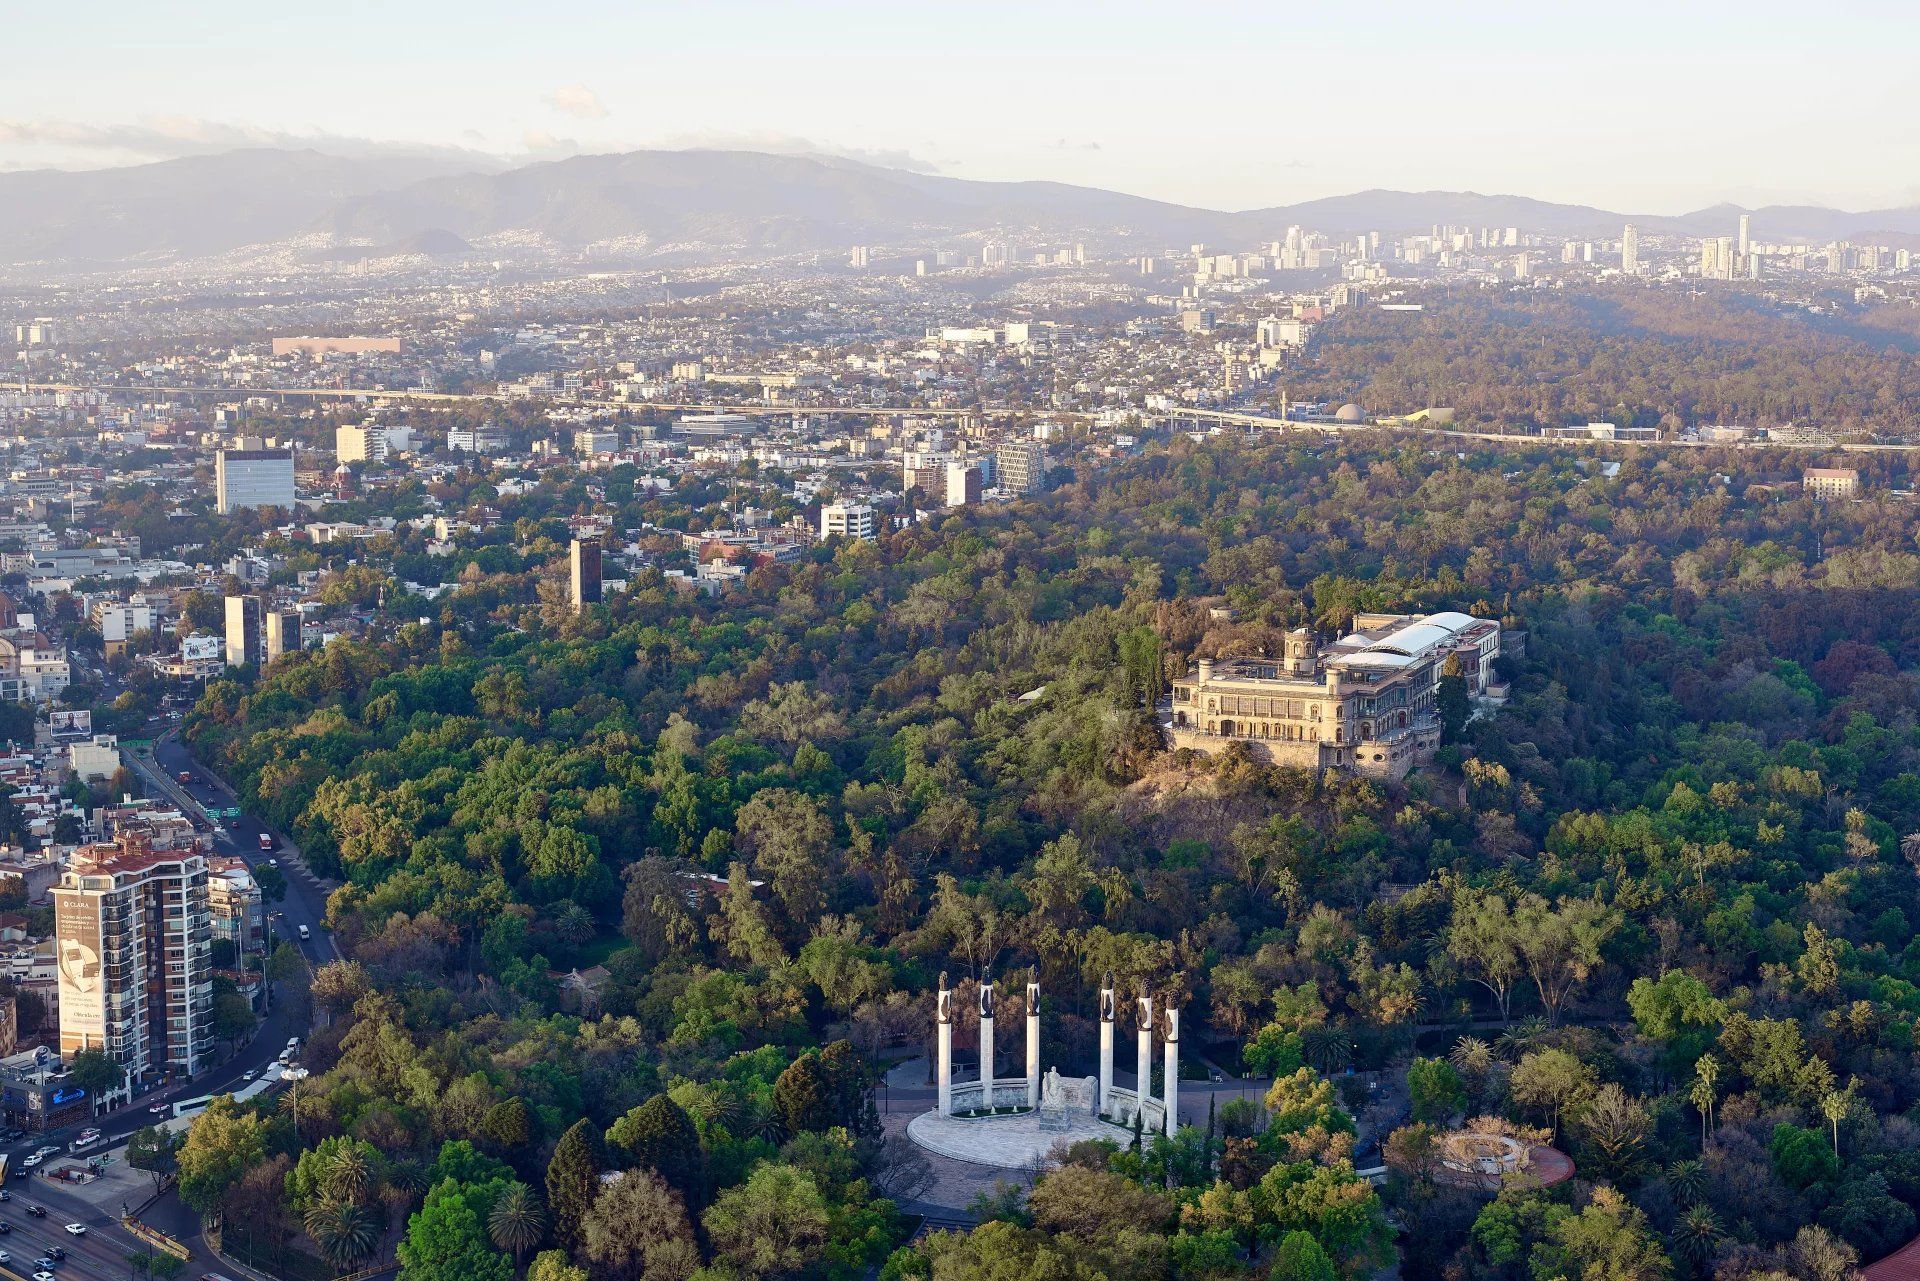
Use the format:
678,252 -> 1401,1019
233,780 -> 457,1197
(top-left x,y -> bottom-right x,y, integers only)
944,463 -> 982,508
1621,224 -> 1640,275
335,424 -> 410,462
570,538 -> 603,613
55,837 -> 214,1088
215,448 -> 295,514
995,440 -> 1050,495
1737,213 -> 1751,257
849,245 -> 870,269
820,503 -> 878,540
223,594 -> 262,667
264,607 -> 303,663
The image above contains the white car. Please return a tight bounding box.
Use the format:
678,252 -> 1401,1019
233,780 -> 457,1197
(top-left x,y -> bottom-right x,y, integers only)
286,1037 -> 301,1050
148,1103 -> 169,1115
63,1223 -> 85,1236
242,1069 -> 258,1081
34,1271 -> 53,1281
20,1155 -> 42,1168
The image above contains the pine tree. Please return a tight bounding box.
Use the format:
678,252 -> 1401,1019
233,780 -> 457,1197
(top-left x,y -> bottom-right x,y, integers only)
608,1095 -> 707,1210
545,1118 -> 601,1254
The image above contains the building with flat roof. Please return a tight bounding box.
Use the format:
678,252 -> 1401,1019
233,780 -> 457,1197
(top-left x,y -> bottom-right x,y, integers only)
54,837 -> 214,1090
570,538 -> 603,613
1169,611 -> 1500,778
215,448 -> 295,514
1803,467 -> 1860,500
821,502 -> 877,540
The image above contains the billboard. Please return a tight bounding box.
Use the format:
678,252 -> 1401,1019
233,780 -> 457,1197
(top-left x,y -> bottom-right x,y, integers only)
181,635 -> 222,663
53,892 -> 105,1056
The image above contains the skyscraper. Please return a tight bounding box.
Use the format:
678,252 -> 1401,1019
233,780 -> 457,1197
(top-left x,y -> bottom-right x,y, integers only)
223,594 -> 262,667
570,538 -> 603,613
1621,224 -> 1640,275
1737,213 -> 1751,258
55,837 -> 214,1088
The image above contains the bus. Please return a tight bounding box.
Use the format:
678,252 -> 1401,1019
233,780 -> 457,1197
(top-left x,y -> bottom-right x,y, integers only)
172,1095 -> 214,1120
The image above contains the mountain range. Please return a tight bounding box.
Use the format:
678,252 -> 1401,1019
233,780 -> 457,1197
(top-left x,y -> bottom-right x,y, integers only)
5,147 -> 1919,271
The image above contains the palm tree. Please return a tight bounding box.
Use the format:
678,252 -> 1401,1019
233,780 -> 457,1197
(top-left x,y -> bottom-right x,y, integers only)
305,1201 -> 382,1272
487,1181 -> 548,1262
1666,1158 -> 1706,1208
1671,1205 -> 1723,1275
1301,1024 -> 1353,1076
325,1146 -> 374,1205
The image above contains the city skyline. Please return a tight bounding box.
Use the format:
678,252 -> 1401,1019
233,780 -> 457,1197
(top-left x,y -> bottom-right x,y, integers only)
4,0 -> 1918,214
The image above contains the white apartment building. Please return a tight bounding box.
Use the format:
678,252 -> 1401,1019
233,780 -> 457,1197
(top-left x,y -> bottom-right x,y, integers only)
820,503 -> 877,540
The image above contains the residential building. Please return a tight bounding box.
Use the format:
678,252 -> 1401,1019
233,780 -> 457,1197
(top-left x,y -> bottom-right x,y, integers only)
1168,611 -> 1501,779
1621,223 -> 1640,275
821,503 -> 877,540
944,462 -> 982,508
91,596 -> 158,657
575,428 -> 621,457
223,594 -> 262,667
1804,467 -> 1861,500
54,836 -> 215,1089
335,423 -> 413,463
215,448 -> 295,514
995,440 -> 1050,495
447,424 -> 510,454
207,857 -> 265,956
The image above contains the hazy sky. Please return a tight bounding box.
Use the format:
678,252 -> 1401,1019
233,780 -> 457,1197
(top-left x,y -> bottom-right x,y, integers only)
5,0 -> 1917,213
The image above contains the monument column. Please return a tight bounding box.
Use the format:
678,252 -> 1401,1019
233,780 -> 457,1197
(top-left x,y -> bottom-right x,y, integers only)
1163,1002 -> 1180,1136
936,972 -> 952,1117
1136,992 -> 1153,1126
1026,981 -> 1041,1110
1098,973 -> 1115,1118
978,978 -> 995,1112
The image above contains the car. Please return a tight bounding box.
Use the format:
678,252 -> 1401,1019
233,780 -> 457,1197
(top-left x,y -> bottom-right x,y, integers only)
33,1146 -> 55,1158
0,1251 -> 8,1263
45,1247 -> 63,1260
297,924 -> 310,940
149,1102 -> 169,1114
10,1167 -> 25,1179
267,857 -> 279,867
287,1036 -> 301,1049
0,1187 -> 11,1201
21,1154 -> 42,1168
33,1257 -> 53,1269
0,1220 -> 9,1232
33,1271 -> 54,1281
241,1069 -> 257,1081
25,1204 -> 46,1216
62,1224 -> 84,1236
177,771 -> 193,785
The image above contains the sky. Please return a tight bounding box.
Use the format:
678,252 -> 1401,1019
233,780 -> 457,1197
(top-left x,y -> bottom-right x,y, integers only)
5,0 -> 1918,214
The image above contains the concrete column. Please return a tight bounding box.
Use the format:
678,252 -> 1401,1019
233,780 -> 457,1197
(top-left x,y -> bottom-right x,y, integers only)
979,976 -> 995,1112
1136,993 -> 1153,1126
1164,1003 -> 1180,1136
1026,981 -> 1041,1109
1098,978 -> 1115,1117
936,974 -> 952,1117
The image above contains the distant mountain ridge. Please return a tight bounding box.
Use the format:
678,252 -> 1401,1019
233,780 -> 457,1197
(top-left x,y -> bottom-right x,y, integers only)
2,147 -> 1917,271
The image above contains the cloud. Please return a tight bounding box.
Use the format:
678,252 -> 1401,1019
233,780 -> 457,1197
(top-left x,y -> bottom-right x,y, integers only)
0,116 -> 500,169
656,129 -> 940,173
544,85 -> 609,120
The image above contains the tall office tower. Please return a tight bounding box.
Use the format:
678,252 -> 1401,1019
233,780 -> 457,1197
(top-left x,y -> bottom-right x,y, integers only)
944,462 -> 982,508
995,439 -> 1050,495
1621,224 -> 1640,275
849,245 -> 870,268
1716,236 -> 1734,279
215,447 -> 295,514
223,594 -> 263,667
263,607 -> 303,663
1073,242 -> 1087,264
55,837 -> 214,1087
1562,242 -> 1578,264
570,538 -> 603,613
1701,240 -> 1720,279
1514,253 -> 1531,280
1505,227 -> 1519,247
1737,213 -> 1751,257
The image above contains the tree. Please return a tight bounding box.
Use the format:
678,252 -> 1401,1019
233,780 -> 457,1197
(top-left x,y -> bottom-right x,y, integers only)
1626,971 -> 1725,1070
1446,888 -> 1522,1023
1406,1058 -> 1468,1125
1511,894 -> 1616,1027
306,1201 -> 383,1272
606,1094 -> 706,1208
485,1181 -> 547,1263
67,1047 -> 125,1097
211,990 -> 258,1048
1688,1053 -> 1720,1142
544,1119 -> 601,1255
1437,653 -> 1471,745
702,1163 -> 830,1278
177,1096 -> 268,1217
581,1169 -> 700,1281
126,1126 -> 178,1190
1270,1229 -> 1338,1281
1538,1186 -> 1670,1281
1575,1083 -> 1651,1182
397,1179 -> 513,1281
526,1251 -> 588,1281
1509,1049 -> 1594,1140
